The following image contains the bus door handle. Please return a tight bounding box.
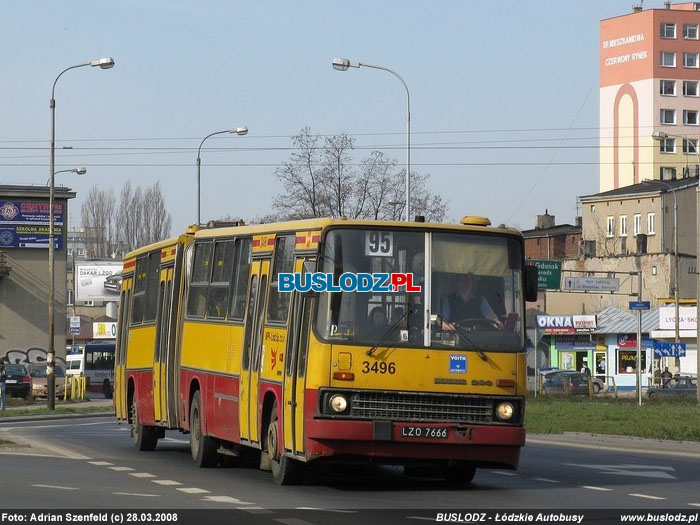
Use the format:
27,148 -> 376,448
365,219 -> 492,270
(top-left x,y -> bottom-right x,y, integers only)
287,401 -> 296,407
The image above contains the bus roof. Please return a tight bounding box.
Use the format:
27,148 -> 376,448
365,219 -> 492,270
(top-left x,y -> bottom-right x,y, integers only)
84,340 -> 116,351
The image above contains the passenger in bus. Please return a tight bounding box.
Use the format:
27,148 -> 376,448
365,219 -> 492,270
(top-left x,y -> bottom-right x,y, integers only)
439,273 -> 502,330
366,307 -> 387,336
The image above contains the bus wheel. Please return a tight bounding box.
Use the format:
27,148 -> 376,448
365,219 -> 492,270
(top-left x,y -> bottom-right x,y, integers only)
189,391 -> 218,468
130,399 -> 158,451
103,380 -> 113,399
443,461 -> 476,485
266,402 -> 304,485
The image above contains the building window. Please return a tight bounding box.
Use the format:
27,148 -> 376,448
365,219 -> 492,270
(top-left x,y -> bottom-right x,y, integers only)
684,138 -> 699,153
590,204 -> 595,212
661,23 -> 677,39
84,300 -> 94,307
685,110 -> 699,125
67,290 -> 74,306
661,166 -> 677,180
685,23 -> 699,39
685,52 -> 700,68
606,216 -> 615,238
661,109 -> 676,125
660,137 -> 676,153
618,349 -> 646,374
647,212 -> 656,235
661,51 -> 676,67
684,81 -> 699,96
77,247 -> 85,256
633,214 -> 642,236
661,79 -> 676,95
619,215 -> 627,236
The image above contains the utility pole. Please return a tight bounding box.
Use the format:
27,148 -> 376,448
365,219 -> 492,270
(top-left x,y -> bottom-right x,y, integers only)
637,268 -> 643,407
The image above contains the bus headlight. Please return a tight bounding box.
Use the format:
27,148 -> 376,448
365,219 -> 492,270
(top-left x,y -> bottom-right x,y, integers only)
329,394 -> 348,413
495,402 -> 515,421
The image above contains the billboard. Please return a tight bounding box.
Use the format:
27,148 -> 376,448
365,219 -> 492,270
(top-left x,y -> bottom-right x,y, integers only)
0,201 -> 64,249
75,261 -> 122,302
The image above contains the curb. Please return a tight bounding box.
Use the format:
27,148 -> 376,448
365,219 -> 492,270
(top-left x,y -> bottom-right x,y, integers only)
527,432 -> 700,458
0,409 -> 113,424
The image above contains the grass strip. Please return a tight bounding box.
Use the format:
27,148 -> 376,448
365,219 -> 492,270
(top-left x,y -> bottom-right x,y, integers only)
0,404 -> 113,418
526,396 -> 700,442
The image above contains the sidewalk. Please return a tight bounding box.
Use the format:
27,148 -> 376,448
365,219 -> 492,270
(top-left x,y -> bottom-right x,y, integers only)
0,397 -> 113,422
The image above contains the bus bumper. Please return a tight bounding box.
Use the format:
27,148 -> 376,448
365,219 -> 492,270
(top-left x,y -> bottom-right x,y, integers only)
304,418 -> 524,469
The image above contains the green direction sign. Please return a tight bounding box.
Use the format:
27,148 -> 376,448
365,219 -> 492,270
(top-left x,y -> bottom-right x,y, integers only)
529,260 -> 562,290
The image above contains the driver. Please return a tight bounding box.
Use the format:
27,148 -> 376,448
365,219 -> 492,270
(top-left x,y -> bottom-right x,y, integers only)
440,273 -> 503,330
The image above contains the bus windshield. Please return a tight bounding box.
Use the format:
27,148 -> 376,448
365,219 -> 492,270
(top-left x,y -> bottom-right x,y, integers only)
315,228 -> 524,352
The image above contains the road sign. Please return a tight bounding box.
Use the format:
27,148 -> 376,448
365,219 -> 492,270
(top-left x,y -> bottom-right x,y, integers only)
629,301 -> 651,311
564,277 -> 620,292
69,315 -> 80,335
653,342 -> 687,357
529,260 -> 561,290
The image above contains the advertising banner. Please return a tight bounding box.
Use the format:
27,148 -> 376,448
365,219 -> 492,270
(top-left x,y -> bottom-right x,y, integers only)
93,322 -> 117,339
75,261 -> 122,302
0,201 -> 64,249
536,315 -> 597,334
659,306 -> 697,330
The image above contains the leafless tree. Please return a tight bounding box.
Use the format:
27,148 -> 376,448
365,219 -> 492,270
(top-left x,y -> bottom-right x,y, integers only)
80,186 -> 116,258
272,128 -> 447,222
139,181 -> 172,247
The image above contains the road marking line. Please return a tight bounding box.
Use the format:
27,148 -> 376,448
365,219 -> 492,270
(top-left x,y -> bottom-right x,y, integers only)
274,519 -> 313,525
489,471 -> 517,476
582,486 -> 612,491
406,518 -> 435,522
152,480 -> 182,486
176,487 -> 210,494
162,437 -> 190,444
240,507 -> 274,514
2,434 -> 91,460
295,507 -> 356,513
202,496 -> 254,504
89,461 -> 114,466
32,484 -> 78,491
688,504 -> 700,507
629,493 -> 666,500
114,492 -> 160,497
109,466 -> 134,471
532,478 -> 561,483
129,473 -> 156,478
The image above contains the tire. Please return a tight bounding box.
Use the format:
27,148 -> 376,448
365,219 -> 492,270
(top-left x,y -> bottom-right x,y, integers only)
648,392 -> 655,399
592,383 -> 601,394
189,391 -> 218,467
266,402 -> 304,485
103,380 -> 113,399
443,461 -> 477,485
130,399 -> 158,451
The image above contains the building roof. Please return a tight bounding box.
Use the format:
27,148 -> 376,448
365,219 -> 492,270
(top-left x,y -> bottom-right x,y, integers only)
521,224 -> 581,238
580,178 -> 698,201
0,184 -> 76,199
593,305 -> 659,335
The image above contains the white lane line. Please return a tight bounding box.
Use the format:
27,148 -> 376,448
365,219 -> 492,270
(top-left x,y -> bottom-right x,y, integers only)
406,518 -> 435,522
89,461 -> 114,466
275,519 -> 314,525
33,484 -> 78,491
3,435 -> 90,460
240,507 -> 274,514
129,473 -> 156,478
108,466 -> 134,471
176,487 -> 210,494
162,437 -> 190,444
295,507 -> 357,513
114,492 -> 160,498
582,486 -> 612,491
489,470 -> 517,476
532,477 -> 561,483
629,493 -> 666,500
152,480 -> 182,486
688,504 -> 700,508
202,496 -> 254,504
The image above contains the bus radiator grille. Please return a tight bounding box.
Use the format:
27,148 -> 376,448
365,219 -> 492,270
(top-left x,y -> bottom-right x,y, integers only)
349,392 -> 494,423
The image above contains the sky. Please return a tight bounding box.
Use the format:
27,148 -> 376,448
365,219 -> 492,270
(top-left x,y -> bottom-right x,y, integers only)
1,0 -> 648,233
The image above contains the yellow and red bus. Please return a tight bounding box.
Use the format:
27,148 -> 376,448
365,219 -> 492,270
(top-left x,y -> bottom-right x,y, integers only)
115,217 -> 538,485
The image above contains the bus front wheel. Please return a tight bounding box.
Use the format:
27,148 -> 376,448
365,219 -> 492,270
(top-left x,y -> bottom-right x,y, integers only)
266,402 -> 304,485
130,399 -> 158,451
444,461 -> 476,485
189,391 -> 218,467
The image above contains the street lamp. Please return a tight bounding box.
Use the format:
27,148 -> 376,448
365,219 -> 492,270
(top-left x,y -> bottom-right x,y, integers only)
651,130 -> 700,402
332,57 -> 411,221
46,168 -> 87,186
196,127 -> 248,225
48,57 -> 114,410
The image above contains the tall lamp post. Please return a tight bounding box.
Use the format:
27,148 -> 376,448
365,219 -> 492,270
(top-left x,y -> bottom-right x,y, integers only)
651,130 -> 700,402
46,167 -> 87,186
332,57 -> 411,221
196,127 -> 248,225
48,57 -> 114,410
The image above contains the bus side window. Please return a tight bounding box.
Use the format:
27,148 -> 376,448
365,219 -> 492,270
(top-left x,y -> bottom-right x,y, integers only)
242,274 -> 258,371
131,257 -> 148,324
144,252 -> 160,323
187,242 -> 213,318
206,241 -> 233,319
229,238 -> 252,320
267,235 -> 294,324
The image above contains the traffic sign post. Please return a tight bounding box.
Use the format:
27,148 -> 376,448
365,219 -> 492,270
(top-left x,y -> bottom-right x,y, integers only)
69,316 -> 81,336
629,301 -> 651,311
529,260 -> 561,290
653,342 -> 687,358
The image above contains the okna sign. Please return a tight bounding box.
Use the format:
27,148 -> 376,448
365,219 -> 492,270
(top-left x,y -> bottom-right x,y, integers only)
536,315 -> 597,334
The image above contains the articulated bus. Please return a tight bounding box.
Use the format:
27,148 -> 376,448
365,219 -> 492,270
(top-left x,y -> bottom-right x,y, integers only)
115,217 -> 538,485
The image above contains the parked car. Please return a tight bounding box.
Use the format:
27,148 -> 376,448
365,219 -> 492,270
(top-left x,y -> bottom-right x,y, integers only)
542,370 -> 597,395
539,368 -> 605,394
4,363 -> 31,399
648,376 -> 697,399
27,363 -> 66,400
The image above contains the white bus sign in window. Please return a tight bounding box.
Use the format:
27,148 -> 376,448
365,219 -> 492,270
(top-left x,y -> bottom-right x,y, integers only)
365,231 -> 394,257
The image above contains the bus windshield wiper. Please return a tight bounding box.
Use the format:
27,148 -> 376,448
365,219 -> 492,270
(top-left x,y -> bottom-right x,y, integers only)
366,309 -> 411,357
435,314 -> 488,361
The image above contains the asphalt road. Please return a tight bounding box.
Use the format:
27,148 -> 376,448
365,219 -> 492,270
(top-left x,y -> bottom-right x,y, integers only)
1,416 -> 699,520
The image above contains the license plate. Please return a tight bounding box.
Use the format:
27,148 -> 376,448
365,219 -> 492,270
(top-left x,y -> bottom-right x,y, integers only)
6,379 -> 17,384
400,426 -> 448,439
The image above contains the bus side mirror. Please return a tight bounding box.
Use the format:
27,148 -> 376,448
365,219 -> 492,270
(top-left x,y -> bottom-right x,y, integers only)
525,266 -> 539,302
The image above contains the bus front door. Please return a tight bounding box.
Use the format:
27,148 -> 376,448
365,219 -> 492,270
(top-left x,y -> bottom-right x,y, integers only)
283,258 -> 312,455
239,259 -> 270,444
